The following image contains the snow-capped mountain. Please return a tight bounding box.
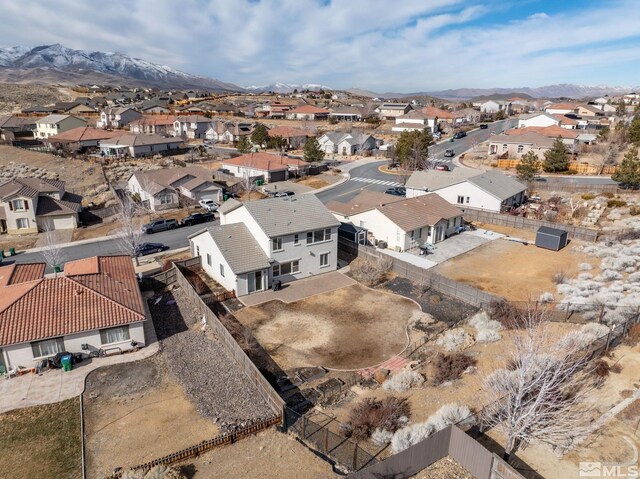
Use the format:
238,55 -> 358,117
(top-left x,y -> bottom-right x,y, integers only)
245,82 -> 332,93
0,44 -> 243,91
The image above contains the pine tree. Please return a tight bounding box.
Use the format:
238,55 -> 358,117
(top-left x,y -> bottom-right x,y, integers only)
395,130 -> 432,170
542,138 -> 570,173
236,135 -> 252,154
612,146 -> 640,186
303,137 -> 325,163
515,151 -> 541,182
628,117 -> 640,146
250,123 -> 269,148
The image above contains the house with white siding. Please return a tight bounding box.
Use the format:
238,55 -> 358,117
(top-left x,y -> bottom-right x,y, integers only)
173,115 -> 211,139
392,111 -> 438,133
96,107 -> 141,128
317,132 -> 377,155
34,114 -> 88,139
189,195 -> 340,296
99,134 -> 183,158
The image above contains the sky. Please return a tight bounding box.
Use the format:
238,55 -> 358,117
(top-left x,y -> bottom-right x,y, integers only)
1,0 -> 640,92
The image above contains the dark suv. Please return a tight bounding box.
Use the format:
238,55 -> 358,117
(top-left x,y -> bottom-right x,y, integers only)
453,131 -> 467,139
142,219 -> 178,234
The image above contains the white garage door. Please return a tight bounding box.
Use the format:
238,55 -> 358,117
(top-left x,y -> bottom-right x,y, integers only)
52,215 -> 76,230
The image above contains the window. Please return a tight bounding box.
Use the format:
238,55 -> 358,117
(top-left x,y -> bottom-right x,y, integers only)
11,199 -> 27,211
272,237 -> 283,252
196,246 -> 200,257
457,195 -> 464,204
466,197 -> 470,204
100,325 -> 130,345
294,234 -> 300,245
418,228 -> 423,238
320,253 -> 329,267
220,264 -> 225,277
273,260 -> 300,276
517,145 -> 524,154
206,253 -> 212,266
160,194 -> 172,205
31,337 -> 65,358
306,228 -> 331,244
16,218 -> 29,229
502,144 -> 508,151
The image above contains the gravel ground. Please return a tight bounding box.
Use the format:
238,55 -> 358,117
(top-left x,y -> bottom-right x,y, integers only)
150,286 -> 275,432
412,456 -> 474,479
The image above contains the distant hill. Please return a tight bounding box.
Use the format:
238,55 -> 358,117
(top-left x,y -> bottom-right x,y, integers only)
0,44 -> 244,92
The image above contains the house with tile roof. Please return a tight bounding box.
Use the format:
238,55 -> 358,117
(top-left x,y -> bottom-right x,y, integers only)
221,152 -> 309,183
0,256 -> 147,371
488,132 -> 556,160
375,103 -> 413,119
0,115 -> 36,141
173,115 -> 211,139
267,126 -> 311,149
285,105 -> 330,121
189,195 -> 340,295
127,166 -> 222,211
392,110 -> 438,133
0,178 -> 82,235
544,103 -> 578,115
329,106 -> 364,122
505,126 -> 579,150
42,127 -> 127,152
405,169 -> 526,213
517,112 -> 561,129
327,190 -> 463,250
34,114 -> 88,139
129,115 -> 176,135
98,134 -> 184,158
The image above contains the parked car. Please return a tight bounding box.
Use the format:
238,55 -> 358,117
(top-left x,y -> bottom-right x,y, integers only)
444,149 -> 455,158
435,164 -> 450,171
453,131 -> 467,139
384,186 -> 406,197
181,212 -> 215,226
198,199 -> 219,212
135,242 -> 170,256
142,219 -> 178,234
274,191 -> 295,197
432,131 -> 442,140
479,124 -> 489,129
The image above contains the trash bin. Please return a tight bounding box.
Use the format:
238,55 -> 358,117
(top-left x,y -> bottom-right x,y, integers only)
60,354 -> 72,372
0,250 -> 4,259
272,280 -> 282,291
9,247 -> 15,256
256,179 -> 264,186
223,194 -> 229,201
54,264 -> 62,273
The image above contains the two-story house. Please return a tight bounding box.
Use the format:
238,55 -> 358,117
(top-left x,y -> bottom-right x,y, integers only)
188,195 -> 340,296
96,107 -> 142,128
0,178 -> 82,234
34,114 -> 88,139
317,132 -> 378,155
173,115 -> 211,139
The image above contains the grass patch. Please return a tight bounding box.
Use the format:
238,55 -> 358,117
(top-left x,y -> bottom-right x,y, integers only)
0,398 -> 81,479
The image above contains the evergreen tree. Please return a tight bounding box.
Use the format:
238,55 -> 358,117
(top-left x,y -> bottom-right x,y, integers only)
250,123 -> 269,147
612,146 -> 640,186
515,151 -> 541,182
542,138 -> 570,172
266,135 -> 285,150
395,129 -> 432,170
303,137 -> 325,163
236,135 -> 252,154
628,117 -> 640,146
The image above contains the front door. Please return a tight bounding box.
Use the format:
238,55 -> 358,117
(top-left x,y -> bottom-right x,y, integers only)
248,270 -> 265,293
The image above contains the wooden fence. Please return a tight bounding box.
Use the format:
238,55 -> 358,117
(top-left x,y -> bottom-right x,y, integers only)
496,158 -> 618,176
527,180 -> 619,194
338,237 -> 500,307
460,206 -> 599,242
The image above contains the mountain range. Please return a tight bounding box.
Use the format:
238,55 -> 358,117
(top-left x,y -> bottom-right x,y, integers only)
244,82 -> 331,94
0,44 -> 242,91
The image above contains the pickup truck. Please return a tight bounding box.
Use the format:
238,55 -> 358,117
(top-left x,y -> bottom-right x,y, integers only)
181,212 -> 215,226
142,219 -> 178,234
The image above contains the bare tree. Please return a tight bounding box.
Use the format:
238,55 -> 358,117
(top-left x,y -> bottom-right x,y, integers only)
481,306 -> 599,462
116,197 -> 144,266
40,224 -> 65,276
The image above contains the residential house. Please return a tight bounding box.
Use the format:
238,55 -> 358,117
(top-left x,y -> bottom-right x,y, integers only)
329,106 -> 364,122
576,104 -> 604,117
205,121 -> 254,144
129,115 -> 176,135
43,127 -> 127,152
405,169 -> 526,213
454,108 -> 482,124
285,105 -> 330,121
487,132 -> 555,159
0,256 -> 147,370
49,101 -> 98,115
267,126 -> 310,149
0,178 -> 82,234
421,106 -> 464,128
189,195 -> 340,296
505,126 -> 579,150
173,115 -> 211,139
326,190 -> 463,250
257,101 -> 296,118
96,107 -> 141,128
517,112 -> 561,129
127,166 -> 222,211
480,100 -> 512,114
392,111 -> 438,133
139,102 -> 172,114
221,152 -> 309,183
544,103 -> 578,115
376,103 -> 413,119
0,115 -> 35,141
318,132 -> 377,155
98,134 -> 183,158
34,115 -> 88,139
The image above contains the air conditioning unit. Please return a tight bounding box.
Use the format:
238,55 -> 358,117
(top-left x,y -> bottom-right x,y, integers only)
377,240 -> 387,249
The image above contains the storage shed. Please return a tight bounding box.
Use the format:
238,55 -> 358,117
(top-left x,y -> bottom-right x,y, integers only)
535,226 -> 568,251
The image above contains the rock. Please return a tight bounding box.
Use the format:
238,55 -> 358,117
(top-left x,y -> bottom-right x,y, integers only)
374,369 -> 390,384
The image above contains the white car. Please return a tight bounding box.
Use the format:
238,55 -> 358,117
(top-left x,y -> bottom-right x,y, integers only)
198,199 -> 219,212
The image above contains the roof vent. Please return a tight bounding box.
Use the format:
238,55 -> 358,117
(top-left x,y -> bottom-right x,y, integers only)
75,289 -> 83,296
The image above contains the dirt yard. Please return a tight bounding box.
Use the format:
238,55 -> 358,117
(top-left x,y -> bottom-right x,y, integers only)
234,284 -> 421,371
84,356 -> 220,478
0,398 -> 81,479
435,237 -> 597,301
183,429 -> 338,478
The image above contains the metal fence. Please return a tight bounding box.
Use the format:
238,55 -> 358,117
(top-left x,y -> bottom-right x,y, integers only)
459,206 -> 599,242
338,237 -> 501,307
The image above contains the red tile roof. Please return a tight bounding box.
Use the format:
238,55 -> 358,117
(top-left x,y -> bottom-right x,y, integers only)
223,152 -> 306,171
421,106 -> 462,119
546,103 -> 578,111
45,127 -> 127,143
0,256 -> 146,347
506,125 -> 578,139
288,105 -> 330,114
130,115 -> 176,126
553,115 -> 578,126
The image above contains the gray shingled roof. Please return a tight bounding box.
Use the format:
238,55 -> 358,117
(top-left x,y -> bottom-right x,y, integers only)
467,170 -> 526,201
243,195 -> 340,238
198,223 -> 271,274
218,198 -> 242,215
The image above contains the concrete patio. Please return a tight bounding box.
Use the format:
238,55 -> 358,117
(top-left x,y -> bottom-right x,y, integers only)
0,311 -> 159,414
239,270 -> 356,306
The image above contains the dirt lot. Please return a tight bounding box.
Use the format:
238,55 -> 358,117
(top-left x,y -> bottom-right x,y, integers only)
234,284 -> 421,371
0,398 -> 81,479
84,356 -> 220,478
435,237 -> 597,301
184,429 -> 338,479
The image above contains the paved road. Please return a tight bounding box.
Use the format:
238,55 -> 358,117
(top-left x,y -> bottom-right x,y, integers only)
7,223 -> 214,272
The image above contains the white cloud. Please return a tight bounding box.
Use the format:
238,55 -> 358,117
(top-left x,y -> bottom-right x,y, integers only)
0,0 -> 639,91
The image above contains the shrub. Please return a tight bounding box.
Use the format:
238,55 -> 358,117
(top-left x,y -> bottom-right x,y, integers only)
432,352 -> 476,384
601,192 -> 615,199
435,328 -> 474,351
539,292 -> 555,303
487,300 -> 522,329
581,193 -> 596,200
427,404 -> 474,430
594,359 -> 611,378
350,256 -> 393,286
579,263 -> 593,271
625,324 -> 640,346
371,428 -> 394,446
383,370 -> 425,393
552,270 -> 568,284
468,312 -> 502,343
341,397 -> 411,440
630,206 -> 640,216
607,199 -> 627,208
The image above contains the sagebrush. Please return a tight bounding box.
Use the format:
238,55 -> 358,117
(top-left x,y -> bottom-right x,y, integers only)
432,352 -> 476,384
341,397 -> 410,440
349,256 -> 393,286
383,369 -> 425,393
